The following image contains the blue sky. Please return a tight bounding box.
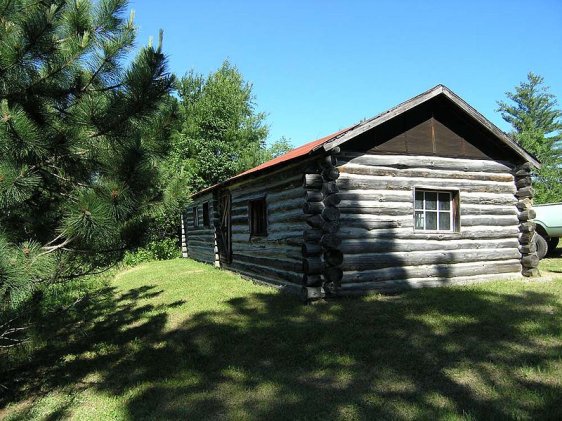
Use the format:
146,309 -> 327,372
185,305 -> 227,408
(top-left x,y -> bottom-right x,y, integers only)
130,0 -> 562,148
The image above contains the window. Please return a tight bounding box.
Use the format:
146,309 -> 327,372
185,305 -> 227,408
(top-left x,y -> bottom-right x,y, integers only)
249,198 -> 267,237
414,189 -> 458,231
192,206 -> 199,228
203,202 -> 210,227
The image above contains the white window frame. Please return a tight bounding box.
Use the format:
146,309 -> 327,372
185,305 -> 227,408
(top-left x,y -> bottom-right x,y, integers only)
414,189 -> 454,232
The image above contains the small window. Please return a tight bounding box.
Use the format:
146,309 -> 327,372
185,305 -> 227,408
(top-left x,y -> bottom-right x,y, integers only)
249,198 -> 267,237
414,189 -> 458,231
203,202 -> 210,227
192,206 -> 199,228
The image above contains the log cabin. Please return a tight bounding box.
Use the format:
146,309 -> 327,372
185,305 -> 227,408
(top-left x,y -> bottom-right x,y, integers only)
182,85 -> 540,300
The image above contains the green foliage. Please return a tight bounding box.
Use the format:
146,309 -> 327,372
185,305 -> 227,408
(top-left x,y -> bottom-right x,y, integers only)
497,72 -> 562,203
122,238 -> 180,266
0,0 -> 173,322
170,60 -> 270,191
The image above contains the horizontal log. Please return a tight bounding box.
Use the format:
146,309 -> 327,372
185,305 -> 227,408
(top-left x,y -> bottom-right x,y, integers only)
304,228 -> 323,242
522,268 -> 539,277
305,215 -> 340,233
339,271 -> 522,294
302,274 -> 322,287
341,248 -> 521,271
516,198 -> 533,211
339,218 -> 403,231
303,174 -> 323,189
521,253 -> 539,268
323,193 -> 341,206
303,201 -> 324,214
227,261 -> 302,285
324,249 -> 344,266
515,176 -> 532,189
341,259 -> 522,284
461,215 -> 519,227
305,191 -> 324,202
337,173 -> 516,194
231,231 -> 303,242
322,182 -> 339,195
519,242 -> 537,254
339,163 -> 514,182
319,154 -> 337,168
339,152 -> 515,173
322,206 -> 340,222
322,167 -> 340,181
340,238 -> 519,254
519,221 -> 536,233
323,266 -> 343,284
233,253 -> 301,273
515,186 -> 534,198
302,242 -> 323,257
518,232 -> 533,244
461,205 -> 517,216
320,234 -> 342,249
303,256 -> 324,275
231,174 -> 302,202
517,209 -> 536,221
338,225 -> 519,241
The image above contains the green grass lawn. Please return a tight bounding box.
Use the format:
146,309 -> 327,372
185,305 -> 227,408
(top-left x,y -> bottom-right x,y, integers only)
2,258 -> 562,420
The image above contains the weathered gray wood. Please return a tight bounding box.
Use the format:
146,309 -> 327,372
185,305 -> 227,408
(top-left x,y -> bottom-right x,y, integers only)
338,271 -> 522,294
342,259 -> 522,284
323,194 -> 341,206
341,238 -> 519,254
515,176 -> 532,189
521,253 -> 539,268
522,267 -> 540,277
339,153 -> 515,173
519,221 -> 536,233
233,253 -> 301,273
519,242 -> 537,254
324,249 -> 344,266
302,274 -> 322,287
302,242 -> 323,257
319,155 -> 337,168
303,257 -> 324,275
303,201 -> 324,215
323,266 -> 343,284
341,249 -> 521,271
322,181 -> 339,195
515,186 -> 534,198
322,167 -> 340,181
228,261 -> 302,285
320,234 -> 342,249
305,191 -> 324,202
304,229 -> 323,241
337,174 -> 516,194
517,210 -> 536,222
322,206 -> 340,222
303,174 -> 323,189
461,215 -> 519,227
339,163 -> 514,182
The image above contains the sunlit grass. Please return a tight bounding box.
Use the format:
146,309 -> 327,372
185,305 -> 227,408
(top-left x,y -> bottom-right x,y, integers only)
2,258 -> 562,420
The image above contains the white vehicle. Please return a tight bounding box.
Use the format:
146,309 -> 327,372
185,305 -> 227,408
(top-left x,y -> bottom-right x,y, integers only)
533,203 -> 562,259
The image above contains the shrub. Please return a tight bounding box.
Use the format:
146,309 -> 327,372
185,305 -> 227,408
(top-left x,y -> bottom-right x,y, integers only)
122,239 -> 181,266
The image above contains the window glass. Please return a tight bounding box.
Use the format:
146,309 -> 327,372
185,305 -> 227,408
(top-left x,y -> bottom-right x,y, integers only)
203,202 -> 210,227
414,190 -> 457,232
249,198 -> 267,236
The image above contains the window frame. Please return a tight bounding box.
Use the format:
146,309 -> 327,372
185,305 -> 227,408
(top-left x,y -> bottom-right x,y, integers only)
202,201 -> 210,227
192,206 -> 199,228
248,197 -> 268,238
414,188 -> 459,232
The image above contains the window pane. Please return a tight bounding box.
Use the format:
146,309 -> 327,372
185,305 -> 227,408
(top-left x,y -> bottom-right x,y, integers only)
425,192 -> 437,210
415,211 -> 424,229
425,211 -> 437,230
439,193 -> 450,210
415,191 -> 424,209
439,212 -> 451,230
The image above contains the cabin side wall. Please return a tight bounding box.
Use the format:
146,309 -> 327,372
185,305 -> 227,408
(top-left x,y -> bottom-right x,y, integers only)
335,151 -> 523,294
185,192 -> 216,264
225,164 -> 307,292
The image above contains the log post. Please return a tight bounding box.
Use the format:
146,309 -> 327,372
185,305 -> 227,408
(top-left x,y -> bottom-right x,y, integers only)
515,163 -> 539,277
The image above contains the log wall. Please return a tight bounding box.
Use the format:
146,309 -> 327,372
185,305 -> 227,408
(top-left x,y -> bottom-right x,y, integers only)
184,192 -> 216,264
215,161 -> 314,292
335,151 -> 524,294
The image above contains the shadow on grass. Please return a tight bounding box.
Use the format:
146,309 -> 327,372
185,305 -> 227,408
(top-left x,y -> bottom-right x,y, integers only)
2,282 -> 562,419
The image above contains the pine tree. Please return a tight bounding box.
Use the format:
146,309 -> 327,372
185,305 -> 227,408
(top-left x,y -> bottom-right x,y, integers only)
0,0 -> 173,327
497,72 -> 562,203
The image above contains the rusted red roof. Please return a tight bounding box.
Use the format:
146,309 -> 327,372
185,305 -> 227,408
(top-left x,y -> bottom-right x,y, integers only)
192,126 -> 354,197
